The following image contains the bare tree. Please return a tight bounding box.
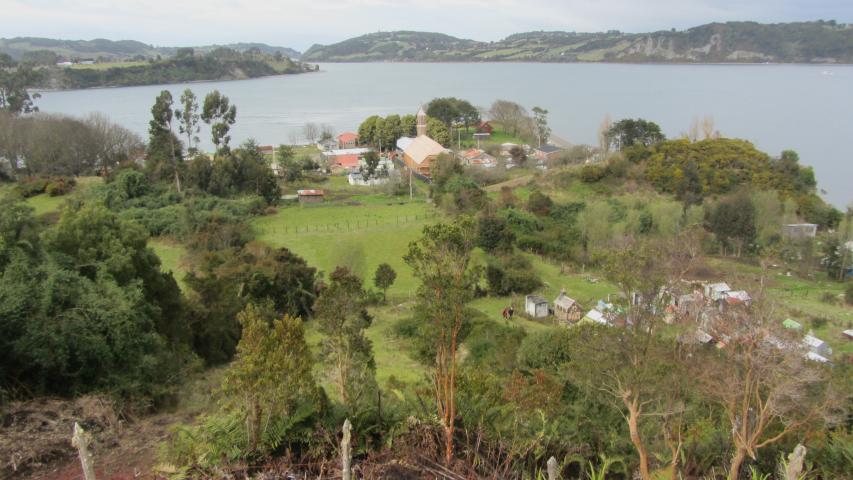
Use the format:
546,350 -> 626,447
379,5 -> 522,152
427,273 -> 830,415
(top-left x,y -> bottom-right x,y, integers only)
698,293 -> 843,480
688,116 -> 700,142
489,99 -> 528,137
701,115 -> 716,140
302,122 -> 319,144
598,113 -> 612,158
319,124 -> 335,143
569,238 -> 691,480
85,113 -> 143,173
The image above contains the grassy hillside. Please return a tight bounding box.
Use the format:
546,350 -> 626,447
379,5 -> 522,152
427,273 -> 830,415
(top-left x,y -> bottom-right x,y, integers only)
304,20 -> 853,63
0,37 -> 300,61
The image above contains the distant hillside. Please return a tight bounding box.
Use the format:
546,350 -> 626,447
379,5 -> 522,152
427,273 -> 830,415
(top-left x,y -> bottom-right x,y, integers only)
303,21 -> 853,63
0,37 -> 301,61
0,37 -> 158,61
24,51 -> 316,90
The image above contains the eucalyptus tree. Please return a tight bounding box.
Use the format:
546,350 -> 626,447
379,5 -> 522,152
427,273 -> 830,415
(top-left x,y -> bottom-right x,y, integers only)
201,90 -> 237,155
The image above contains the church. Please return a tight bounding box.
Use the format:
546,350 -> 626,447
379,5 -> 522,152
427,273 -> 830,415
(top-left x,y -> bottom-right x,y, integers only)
396,107 -> 448,177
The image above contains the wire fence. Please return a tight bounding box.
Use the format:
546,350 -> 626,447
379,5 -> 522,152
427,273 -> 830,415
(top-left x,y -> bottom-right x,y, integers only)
259,212 -> 439,236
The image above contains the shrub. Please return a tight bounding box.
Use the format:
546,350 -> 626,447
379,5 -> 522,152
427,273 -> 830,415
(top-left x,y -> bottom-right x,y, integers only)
45,177 -> 76,196
517,329 -> 574,370
580,164 -> 607,183
846,283 -> 853,306
485,254 -> 543,296
526,191 -> 553,216
14,177 -> 50,197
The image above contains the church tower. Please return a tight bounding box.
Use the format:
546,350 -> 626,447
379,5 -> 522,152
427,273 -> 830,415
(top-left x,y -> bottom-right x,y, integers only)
416,106 -> 427,137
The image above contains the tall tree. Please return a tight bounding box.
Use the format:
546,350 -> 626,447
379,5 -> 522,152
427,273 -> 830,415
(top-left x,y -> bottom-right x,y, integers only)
314,267 -> 377,410
0,65 -> 41,115
201,90 -> 237,155
426,97 -> 459,128
373,263 -> 397,302
426,118 -> 450,147
607,118 -> 665,151
146,90 -> 183,192
532,106 -> 551,147
175,89 -> 201,154
404,218 -> 480,464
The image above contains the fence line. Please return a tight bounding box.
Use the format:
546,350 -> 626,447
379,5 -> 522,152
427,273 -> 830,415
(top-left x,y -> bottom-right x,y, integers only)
261,212 -> 439,236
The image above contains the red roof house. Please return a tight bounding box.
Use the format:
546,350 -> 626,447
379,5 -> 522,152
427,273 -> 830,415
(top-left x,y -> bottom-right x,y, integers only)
334,154 -> 360,169
337,132 -> 359,149
476,121 -> 493,134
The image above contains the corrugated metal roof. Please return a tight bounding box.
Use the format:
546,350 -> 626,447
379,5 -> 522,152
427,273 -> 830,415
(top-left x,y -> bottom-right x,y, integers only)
404,135 -> 447,165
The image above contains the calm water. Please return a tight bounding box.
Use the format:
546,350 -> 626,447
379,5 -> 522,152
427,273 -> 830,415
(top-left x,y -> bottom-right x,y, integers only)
35,63 -> 853,207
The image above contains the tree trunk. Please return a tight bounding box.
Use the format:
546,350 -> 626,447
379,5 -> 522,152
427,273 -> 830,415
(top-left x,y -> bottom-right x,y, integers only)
727,447 -> 747,480
625,392 -> 651,480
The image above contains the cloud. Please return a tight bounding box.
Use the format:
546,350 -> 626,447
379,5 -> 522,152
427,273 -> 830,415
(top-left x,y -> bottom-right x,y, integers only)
3,0 -> 851,50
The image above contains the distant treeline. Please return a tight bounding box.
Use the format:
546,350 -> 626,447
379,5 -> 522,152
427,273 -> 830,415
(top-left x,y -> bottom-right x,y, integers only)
6,48 -> 316,90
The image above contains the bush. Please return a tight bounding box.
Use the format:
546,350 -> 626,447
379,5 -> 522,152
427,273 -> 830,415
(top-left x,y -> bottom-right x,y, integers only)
846,283 -> 853,306
14,177 -> 50,197
526,191 -> 553,216
45,177 -> 76,196
580,164 -> 607,183
517,329 -> 574,370
485,254 -> 543,296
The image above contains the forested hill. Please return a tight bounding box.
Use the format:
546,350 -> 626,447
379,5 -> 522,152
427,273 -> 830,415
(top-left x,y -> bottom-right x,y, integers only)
16,50 -> 317,90
0,37 -> 301,61
302,20 -> 853,63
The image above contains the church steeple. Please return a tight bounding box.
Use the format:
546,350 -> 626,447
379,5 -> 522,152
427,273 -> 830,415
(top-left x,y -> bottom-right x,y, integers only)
416,106 -> 427,137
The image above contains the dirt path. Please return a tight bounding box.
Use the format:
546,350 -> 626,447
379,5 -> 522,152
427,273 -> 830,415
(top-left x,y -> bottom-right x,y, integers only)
484,175 -> 533,192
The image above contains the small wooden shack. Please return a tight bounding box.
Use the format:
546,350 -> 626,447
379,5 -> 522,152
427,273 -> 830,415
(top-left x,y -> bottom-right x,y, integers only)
554,290 -> 582,325
297,189 -> 325,204
525,295 -> 549,319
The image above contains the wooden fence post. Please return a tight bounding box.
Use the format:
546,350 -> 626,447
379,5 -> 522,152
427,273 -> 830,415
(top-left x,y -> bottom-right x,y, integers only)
342,418 -> 352,480
71,422 -> 96,480
546,456 -> 558,480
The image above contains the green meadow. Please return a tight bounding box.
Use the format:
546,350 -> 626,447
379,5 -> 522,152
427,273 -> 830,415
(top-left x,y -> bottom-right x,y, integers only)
252,198 -> 437,299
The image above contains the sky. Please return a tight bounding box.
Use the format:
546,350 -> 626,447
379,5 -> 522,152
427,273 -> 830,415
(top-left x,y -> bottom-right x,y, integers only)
3,0 -> 852,52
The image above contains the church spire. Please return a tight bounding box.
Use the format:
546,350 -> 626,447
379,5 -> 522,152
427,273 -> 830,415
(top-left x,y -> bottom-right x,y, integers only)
416,106 -> 427,137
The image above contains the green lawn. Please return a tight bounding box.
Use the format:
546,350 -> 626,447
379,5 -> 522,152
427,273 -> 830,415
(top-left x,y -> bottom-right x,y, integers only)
252,200 -> 438,299
69,61 -> 148,70
303,303 -> 428,394
3,176 -> 104,217
149,238 -> 188,291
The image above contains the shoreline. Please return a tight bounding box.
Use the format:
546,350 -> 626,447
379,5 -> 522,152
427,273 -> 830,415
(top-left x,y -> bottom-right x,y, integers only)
30,69 -> 318,94
303,59 -> 853,66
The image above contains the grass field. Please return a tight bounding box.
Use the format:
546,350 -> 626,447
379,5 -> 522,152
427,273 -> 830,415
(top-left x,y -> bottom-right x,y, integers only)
253,199 -> 438,298
1,176 -> 104,216
149,238 -> 188,291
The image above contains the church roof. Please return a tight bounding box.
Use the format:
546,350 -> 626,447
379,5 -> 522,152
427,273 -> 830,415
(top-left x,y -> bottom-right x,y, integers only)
404,135 -> 447,165
417,107 -> 426,116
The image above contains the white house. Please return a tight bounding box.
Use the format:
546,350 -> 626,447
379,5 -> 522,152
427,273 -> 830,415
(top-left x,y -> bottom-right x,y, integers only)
582,309 -> 610,326
803,334 -> 832,357
525,295 -> 549,319
704,282 -> 731,301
